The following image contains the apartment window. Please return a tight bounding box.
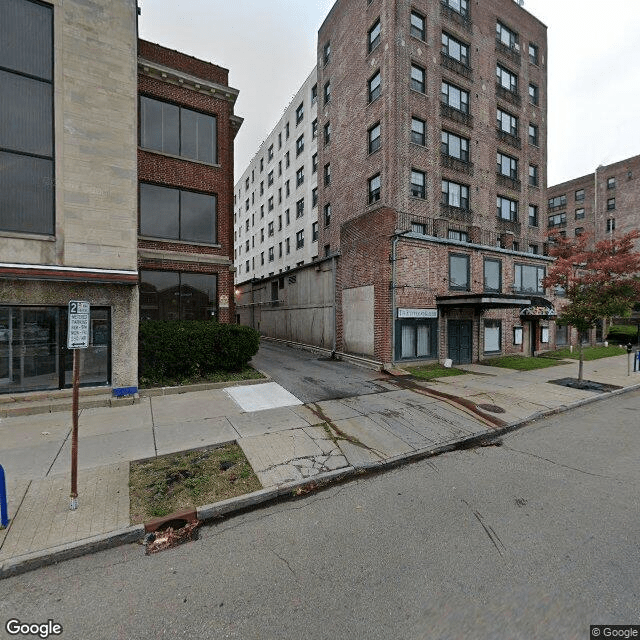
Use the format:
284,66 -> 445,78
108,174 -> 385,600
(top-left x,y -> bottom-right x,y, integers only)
497,196 -> 518,221
246,219 -> 250,231
245,239 -> 249,251
497,108 -> 518,135
312,221 -> 318,242
324,203 -> 331,226
260,205 -> 264,218
268,144 -> 274,161
268,196 -> 274,212
548,212 -> 566,228
368,70 -> 381,102
285,209 -> 290,225
575,227 -> 584,236
324,163 -> 331,186
278,242 -> 283,258
311,84 -> 318,105
369,174 -> 381,204
324,244 -> 331,257
323,41 -> 331,65
296,230 -> 304,249
278,188 -> 282,204
410,169 -> 426,199
296,167 -> 304,187
484,259 -> 502,293
529,83 -> 539,106
447,229 -> 468,242
296,102 -> 304,125
575,208 -> 585,220
528,123 -> 538,146
411,64 -> 425,93
528,164 -> 538,186
484,320 -> 502,354
443,0 -> 468,17
528,204 -> 538,227
245,177 -> 249,191
607,177 -> 616,189
245,199 -> 249,212
496,64 -> 518,93
411,117 -> 426,145
497,152 -> 517,179
410,11 -> 425,40
285,238 -> 290,254
296,198 -> 304,218
575,188 -> 585,201
260,181 -> 264,196
528,244 -> 539,254
442,131 -> 469,161
548,194 -> 567,208
368,19 -> 381,53
324,81 -> 331,105
496,21 -> 518,50
449,254 -> 470,291
324,121 -> 331,145
312,153 -> 318,173
296,134 -> 304,156
268,170 -> 274,186
442,180 -> 469,210
278,132 -> 282,149
607,218 -> 616,232
285,122 -> 290,139
312,187 -> 318,208
285,180 -> 290,197
278,215 -> 282,230
312,118 -> 318,139
140,97 -> 218,164
528,42 -> 539,65
252,192 -> 255,204
260,252 -> 264,265
285,151 -> 290,168
260,228 -> 264,242
514,264 -> 545,294
441,81 -> 469,113
268,247 -> 274,262
442,32 -> 469,66
260,157 -> 264,172
368,122 -> 381,153
0,0 -> 54,235
140,184 -> 217,243
607,197 -> 616,210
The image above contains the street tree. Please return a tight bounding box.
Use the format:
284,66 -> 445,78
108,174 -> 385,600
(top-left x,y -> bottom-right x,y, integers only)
543,230 -> 640,381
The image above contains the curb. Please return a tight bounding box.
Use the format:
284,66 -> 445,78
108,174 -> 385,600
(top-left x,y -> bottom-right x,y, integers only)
1,381 -> 638,580
138,374 -> 271,398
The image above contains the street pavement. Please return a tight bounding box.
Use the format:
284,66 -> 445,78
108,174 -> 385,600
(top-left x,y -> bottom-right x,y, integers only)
0,347 -> 639,577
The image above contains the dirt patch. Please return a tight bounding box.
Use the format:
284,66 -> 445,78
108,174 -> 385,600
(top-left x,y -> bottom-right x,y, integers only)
129,444 -> 261,524
548,378 -> 622,393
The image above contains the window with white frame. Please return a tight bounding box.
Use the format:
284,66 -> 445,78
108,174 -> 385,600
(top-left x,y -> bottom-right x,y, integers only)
497,196 -> 518,221
442,180 -> 469,210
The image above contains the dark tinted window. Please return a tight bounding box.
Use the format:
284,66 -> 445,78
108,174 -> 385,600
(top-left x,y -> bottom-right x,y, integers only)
139,183 -> 180,239
181,190 -> 216,243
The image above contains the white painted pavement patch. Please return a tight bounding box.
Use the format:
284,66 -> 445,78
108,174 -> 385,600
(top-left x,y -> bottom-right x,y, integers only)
225,382 -> 303,412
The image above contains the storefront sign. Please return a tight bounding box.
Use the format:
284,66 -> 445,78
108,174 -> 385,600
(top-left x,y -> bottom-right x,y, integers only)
397,308 -> 438,319
67,301 -> 90,349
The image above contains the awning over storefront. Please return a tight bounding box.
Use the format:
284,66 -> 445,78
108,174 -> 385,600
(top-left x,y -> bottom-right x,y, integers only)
436,294 -> 532,309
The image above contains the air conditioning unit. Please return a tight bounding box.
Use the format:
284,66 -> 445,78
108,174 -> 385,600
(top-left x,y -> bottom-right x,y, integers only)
514,43 -> 520,52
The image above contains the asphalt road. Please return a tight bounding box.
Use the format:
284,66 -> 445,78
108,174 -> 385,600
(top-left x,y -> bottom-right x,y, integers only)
1,390 -> 639,640
250,340 -> 390,403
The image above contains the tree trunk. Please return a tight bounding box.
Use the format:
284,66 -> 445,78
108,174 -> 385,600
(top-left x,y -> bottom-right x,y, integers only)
578,335 -> 584,382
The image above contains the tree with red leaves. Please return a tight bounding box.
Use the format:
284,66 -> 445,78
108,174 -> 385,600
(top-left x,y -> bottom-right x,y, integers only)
543,230 -> 640,381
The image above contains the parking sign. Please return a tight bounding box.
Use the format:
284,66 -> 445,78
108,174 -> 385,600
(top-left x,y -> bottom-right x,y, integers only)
68,300 -> 90,349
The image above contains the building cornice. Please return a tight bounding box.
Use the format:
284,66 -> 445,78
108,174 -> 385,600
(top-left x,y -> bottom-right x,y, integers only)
0,263 -> 138,285
138,248 -> 232,266
138,58 -> 240,104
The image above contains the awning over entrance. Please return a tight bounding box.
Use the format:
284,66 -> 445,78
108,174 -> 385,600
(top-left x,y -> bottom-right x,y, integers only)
436,294 -> 532,309
520,296 -> 557,318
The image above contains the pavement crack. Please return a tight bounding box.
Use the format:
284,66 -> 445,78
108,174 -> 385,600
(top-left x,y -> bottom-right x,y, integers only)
503,445 -> 611,478
45,428 -> 71,477
461,499 -> 506,557
270,548 -> 299,581
149,397 -> 158,457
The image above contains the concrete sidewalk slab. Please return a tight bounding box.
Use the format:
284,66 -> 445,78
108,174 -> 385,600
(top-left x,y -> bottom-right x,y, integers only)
0,412 -> 70,449
332,415 -> 414,458
150,389 -> 242,426
228,406 -> 313,437
0,464 -> 129,561
77,401 -> 152,437
226,382 -> 303,412
0,441 -> 67,481
153,416 -> 238,456
0,478 -> 30,550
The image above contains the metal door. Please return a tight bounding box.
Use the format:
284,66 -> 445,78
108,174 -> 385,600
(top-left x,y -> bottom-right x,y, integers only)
448,320 -> 472,364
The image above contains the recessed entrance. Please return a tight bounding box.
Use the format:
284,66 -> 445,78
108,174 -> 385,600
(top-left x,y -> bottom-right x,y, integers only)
448,319 -> 472,365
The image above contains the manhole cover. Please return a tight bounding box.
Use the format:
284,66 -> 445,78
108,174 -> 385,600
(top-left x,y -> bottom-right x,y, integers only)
477,403 -> 506,414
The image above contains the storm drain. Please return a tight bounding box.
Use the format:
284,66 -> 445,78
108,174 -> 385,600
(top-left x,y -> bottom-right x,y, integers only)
477,403 -> 506,414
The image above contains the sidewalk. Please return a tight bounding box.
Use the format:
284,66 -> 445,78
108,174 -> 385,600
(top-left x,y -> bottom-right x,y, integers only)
1,353 -> 638,578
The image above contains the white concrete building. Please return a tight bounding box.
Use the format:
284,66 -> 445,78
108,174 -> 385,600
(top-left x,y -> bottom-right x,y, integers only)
234,68 -> 319,283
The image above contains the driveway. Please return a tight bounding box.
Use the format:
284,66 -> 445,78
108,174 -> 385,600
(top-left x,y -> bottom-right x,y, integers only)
250,340 -> 392,403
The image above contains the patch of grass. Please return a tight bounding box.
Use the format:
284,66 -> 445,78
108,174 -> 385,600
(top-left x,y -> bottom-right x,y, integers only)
480,355 -> 568,370
541,344 -> 627,361
408,363 -> 469,380
129,444 -> 261,525
138,366 -> 265,389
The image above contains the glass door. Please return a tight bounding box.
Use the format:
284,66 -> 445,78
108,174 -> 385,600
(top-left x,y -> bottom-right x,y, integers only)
0,308 -> 12,386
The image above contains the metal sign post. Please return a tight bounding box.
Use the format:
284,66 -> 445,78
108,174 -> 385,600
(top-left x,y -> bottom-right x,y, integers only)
68,301 -> 90,510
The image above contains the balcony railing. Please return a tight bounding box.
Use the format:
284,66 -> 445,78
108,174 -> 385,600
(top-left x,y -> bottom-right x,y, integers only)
497,218 -> 521,234
440,102 -> 473,127
497,173 -> 521,191
440,203 -> 473,222
440,52 -> 473,80
442,154 -> 474,176
496,84 -> 521,108
495,39 -> 521,65
496,128 -> 521,149
440,1 -> 472,31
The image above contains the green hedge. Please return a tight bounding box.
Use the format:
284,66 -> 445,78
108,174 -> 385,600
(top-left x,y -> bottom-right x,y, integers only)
606,324 -> 638,344
139,321 -> 260,380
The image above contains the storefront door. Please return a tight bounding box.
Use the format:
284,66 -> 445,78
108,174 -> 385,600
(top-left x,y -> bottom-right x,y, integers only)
448,320 -> 472,364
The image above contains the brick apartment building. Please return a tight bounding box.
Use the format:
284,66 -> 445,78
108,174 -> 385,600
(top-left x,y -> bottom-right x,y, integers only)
138,40 -> 243,325
238,0 -> 563,365
547,154 -> 640,244
0,0 -> 241,397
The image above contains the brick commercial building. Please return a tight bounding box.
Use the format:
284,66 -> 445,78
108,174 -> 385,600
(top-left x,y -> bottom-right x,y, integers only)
547,154 -> 640,244
138,40 -> 242,325
0,1 -> 241,396
237,0 -> 564,365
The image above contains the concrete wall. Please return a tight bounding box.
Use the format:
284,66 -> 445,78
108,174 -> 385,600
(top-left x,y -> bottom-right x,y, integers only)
342,285 -> 374,357
236,259 -> 335,349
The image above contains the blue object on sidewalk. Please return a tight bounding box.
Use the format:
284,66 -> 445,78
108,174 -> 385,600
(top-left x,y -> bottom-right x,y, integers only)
0,464 -> 9,528
112,386 -> 138,397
